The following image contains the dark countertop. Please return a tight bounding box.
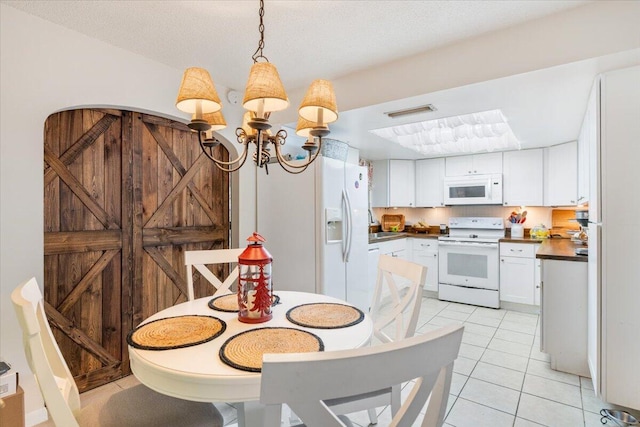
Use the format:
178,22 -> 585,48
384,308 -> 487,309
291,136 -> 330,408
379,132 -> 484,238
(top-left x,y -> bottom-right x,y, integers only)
536,238 -> 588,262
368,232 -> 441,244
500,237 -> 545,244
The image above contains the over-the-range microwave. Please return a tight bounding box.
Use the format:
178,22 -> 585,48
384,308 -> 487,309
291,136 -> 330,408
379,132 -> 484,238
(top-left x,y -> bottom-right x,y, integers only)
443,174 -> 503,205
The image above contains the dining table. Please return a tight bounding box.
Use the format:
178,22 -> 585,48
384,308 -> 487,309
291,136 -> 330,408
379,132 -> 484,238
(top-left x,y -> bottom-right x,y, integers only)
128,290 -> 373,426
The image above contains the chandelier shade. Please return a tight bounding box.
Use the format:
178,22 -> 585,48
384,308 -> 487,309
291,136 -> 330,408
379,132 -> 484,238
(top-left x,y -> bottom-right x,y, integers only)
201,111 -> 227,131
176,67 -> 222,114
242,62 -> 289,115
298,79 -> 338,125
295,116 -> 317,138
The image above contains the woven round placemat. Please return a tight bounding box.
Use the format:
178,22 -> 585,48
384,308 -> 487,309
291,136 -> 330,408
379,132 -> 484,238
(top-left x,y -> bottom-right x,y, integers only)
127,315 -> 226,350
286,303 -> 365,329
219,327 -> 324,372
208,293 -> 280,312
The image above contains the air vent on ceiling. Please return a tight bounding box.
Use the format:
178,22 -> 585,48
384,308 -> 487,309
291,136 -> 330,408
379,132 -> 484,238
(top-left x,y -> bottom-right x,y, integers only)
384,104 -> 437,118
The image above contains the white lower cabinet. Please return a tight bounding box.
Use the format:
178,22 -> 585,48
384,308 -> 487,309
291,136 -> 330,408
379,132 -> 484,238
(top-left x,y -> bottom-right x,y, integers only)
410,238 -> 438,292
499,242 -> 538,305
540,258 -> 589,377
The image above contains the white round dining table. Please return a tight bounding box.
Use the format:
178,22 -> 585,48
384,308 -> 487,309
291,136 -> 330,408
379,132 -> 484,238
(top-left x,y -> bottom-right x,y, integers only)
128,291 -> 373,426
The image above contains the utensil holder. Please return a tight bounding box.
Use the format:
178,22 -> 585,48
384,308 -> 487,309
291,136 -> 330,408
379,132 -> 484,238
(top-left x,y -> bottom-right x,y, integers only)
511,224 -> 524,238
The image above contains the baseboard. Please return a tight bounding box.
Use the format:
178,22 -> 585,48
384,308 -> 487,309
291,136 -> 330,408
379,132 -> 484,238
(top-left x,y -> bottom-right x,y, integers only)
499,301 -> 540,314
26,407 -> 48,427
421,290 -> 438,299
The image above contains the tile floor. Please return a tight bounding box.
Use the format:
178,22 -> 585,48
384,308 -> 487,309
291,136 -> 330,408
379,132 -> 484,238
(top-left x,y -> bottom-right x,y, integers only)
36,296 -> 639,427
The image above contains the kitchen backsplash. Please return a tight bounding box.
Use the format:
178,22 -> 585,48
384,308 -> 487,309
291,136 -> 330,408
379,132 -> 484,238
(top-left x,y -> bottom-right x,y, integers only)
371,206 -> 553,231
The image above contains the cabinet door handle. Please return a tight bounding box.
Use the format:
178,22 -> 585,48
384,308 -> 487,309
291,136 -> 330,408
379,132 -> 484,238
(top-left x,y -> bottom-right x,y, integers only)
501,258 -> 505,262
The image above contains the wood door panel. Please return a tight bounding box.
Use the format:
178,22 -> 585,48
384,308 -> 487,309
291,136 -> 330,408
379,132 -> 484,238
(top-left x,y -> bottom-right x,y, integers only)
44,108 -> 230,391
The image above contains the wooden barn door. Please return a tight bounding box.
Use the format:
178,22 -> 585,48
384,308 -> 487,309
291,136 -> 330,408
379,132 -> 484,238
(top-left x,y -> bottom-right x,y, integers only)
43,109 -> 229,391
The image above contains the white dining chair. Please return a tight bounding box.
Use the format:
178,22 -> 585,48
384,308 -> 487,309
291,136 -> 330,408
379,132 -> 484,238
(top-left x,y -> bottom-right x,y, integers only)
11,277 -> 224,427
328,253 -> 427,424
260,324 -> 463,427
184,248 -> 244,300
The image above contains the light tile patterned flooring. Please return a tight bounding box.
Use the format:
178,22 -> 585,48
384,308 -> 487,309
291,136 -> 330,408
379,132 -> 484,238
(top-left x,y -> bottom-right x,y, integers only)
37,296 -> 639,427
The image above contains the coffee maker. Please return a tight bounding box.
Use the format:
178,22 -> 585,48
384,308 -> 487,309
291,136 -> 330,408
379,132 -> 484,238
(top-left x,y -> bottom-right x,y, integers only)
575,210 -> 589,255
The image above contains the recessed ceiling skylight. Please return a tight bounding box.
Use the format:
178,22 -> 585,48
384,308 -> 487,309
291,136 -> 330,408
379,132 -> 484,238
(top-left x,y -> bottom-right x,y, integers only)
370,109 -> 521,155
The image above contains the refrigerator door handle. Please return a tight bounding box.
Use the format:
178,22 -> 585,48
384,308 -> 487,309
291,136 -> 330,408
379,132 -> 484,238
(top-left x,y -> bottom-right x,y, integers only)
343,189 -> 353,263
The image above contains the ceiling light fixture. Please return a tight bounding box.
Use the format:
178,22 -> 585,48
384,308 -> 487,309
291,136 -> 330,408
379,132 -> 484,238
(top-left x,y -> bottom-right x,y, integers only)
175,0 -> 338,174
371,109 -> 521,156
384,104 -> 437,118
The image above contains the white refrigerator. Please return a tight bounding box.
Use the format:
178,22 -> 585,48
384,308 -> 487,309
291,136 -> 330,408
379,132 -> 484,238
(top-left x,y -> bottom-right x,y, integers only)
587,65 -> 640,410
256,155 -> 370,311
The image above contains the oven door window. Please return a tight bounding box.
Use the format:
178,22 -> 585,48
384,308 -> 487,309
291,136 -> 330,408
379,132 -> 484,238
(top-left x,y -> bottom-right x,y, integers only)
449,185 -> 487,199
447,252 -> 488,279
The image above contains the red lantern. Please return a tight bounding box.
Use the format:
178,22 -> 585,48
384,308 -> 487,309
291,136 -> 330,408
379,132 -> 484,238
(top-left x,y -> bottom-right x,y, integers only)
237,232 -> 273,323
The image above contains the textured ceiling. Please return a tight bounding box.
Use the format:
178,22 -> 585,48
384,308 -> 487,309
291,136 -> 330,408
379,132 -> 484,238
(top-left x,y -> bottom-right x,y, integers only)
8,0 -> 636,161
2,0 -> 589,92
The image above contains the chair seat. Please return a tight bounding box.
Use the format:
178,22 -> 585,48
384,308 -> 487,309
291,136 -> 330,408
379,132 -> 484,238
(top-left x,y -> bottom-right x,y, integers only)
80,384 -> 223,427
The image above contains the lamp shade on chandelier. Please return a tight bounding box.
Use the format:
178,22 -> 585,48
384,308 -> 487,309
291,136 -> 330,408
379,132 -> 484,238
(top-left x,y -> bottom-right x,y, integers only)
175,0 -> 338,174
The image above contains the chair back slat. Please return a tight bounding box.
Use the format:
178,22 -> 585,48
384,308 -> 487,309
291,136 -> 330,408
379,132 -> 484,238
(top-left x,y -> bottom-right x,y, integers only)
184,248 -> 244,300
260,324 -> 463,427
370,254 -> 427,343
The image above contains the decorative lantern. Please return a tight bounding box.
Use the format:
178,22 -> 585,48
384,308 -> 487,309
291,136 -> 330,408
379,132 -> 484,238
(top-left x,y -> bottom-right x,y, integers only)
237,233 -> 273,323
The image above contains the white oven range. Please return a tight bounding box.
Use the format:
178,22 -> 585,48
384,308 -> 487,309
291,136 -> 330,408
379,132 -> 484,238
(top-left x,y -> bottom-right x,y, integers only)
438,217 -> 505,308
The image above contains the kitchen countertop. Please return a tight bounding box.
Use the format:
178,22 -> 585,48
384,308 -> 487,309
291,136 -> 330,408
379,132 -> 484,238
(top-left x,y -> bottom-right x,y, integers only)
368,232 -> 440,244
500,237 -> 545,244
535,238 -> 588,262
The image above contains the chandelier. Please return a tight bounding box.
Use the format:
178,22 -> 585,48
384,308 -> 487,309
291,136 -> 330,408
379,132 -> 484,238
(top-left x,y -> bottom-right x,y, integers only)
175,0 -> 338,174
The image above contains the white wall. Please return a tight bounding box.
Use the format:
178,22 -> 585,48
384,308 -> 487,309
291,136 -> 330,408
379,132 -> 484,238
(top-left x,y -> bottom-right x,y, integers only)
0,5 -> 253,424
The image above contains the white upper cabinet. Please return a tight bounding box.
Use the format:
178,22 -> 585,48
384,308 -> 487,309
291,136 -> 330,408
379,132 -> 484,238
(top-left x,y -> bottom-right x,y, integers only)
445,152 -> 503,176
371,160 -> 415,207
544,141 -> 578,206
415,158 -> 445,207
577,85 -> 597,206
502,149 -> 544,206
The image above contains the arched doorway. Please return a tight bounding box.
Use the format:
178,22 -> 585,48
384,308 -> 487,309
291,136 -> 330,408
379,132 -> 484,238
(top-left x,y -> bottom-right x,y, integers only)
43,108 -> 231,391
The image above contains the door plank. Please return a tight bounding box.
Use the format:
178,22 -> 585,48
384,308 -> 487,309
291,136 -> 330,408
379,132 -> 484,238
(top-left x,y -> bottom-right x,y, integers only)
144,123 -> 219,224
44,114 -> 117,185
44,146 -> 119,230
57,249 -> 119,315
120,111 -> 134,375
144,246 -> 189,297
142,226 -> 225,247
44,230 -> 122,255
45,301 -> 118,366
143,154 -> 209,228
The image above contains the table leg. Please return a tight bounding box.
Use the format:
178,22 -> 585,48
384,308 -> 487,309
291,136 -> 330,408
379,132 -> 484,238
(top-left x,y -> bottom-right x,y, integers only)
236,401 -> 275,427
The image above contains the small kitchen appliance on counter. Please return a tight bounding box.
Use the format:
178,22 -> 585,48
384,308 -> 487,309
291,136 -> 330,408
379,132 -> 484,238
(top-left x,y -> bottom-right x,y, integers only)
438,217 -> 505,308
574,210 -> 589,256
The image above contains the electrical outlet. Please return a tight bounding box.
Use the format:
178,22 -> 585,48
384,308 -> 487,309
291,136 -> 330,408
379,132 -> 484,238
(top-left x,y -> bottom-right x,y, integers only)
0,383 -> 8,394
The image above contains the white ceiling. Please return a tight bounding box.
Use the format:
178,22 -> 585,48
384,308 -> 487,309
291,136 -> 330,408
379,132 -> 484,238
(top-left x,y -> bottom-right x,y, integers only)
4,0 -> 638,160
